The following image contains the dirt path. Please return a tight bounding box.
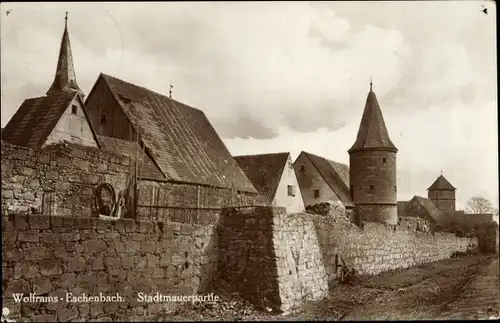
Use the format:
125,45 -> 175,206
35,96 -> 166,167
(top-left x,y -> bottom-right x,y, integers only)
159,254 -> 499,321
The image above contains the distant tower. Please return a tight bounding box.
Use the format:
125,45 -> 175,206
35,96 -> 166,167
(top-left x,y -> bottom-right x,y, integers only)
427,173 -> 456,213
46,11 -> 83,97
348,80 -> 398,225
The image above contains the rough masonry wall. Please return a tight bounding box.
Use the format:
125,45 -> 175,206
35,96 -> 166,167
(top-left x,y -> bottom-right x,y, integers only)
2,213 -> 218,322
1,141 -> 130,217
217,207 -> 328,314
311,216 -> 478,282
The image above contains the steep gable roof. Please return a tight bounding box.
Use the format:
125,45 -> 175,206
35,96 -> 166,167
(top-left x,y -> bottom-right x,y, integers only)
349,89 -> 397,153
299,151 -> 353,207
94,73 -> 256,193
234,152 -> 290,204
97,135 -> 165,181
407,195 -> 446,226
427,175 -> 456,190
2,92 -> 100,149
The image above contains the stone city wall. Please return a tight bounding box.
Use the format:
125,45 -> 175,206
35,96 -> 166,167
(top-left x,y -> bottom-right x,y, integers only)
2,213 -> 218,322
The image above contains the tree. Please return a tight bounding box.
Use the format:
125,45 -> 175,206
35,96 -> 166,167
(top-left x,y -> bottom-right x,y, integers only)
464,196 -> 495,214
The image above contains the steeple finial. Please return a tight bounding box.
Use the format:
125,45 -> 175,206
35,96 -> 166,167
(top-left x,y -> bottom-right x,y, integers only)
440,170 -> 443,176
169,84 -> 173,98
46,11 -> 83,96
369,77 -> 373,92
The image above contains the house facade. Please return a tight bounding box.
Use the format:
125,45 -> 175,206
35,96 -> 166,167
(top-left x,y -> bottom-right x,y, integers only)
293,151 -> 353,210
235,152 -> 304,214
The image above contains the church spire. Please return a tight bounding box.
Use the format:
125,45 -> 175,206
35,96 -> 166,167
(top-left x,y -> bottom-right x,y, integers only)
348,82 -> 397,153
46,11 -> 83,96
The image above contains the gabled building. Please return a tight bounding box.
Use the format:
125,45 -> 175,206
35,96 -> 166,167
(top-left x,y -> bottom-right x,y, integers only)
84,73 -> 257,195
234,152 -> 304,214
401,195 -> 446,231
427,174 -> 456,213
2,13 -> 100,149
293,151 -> 353,209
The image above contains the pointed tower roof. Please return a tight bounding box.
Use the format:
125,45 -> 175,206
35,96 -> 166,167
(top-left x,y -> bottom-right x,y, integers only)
46,12 -> 83,96
427,175 -> 456,191
348,81 -> 397,153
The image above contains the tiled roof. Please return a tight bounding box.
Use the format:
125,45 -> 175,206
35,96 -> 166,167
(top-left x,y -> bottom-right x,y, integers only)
300,151 -> 354,207
412,195 -> 446,226
427,175 -> 456,190
234,152 -> 289,204
2,91 -> 93,148
349,90 -> 397,153
98,74 -> 257,193
97,135 -> 165,181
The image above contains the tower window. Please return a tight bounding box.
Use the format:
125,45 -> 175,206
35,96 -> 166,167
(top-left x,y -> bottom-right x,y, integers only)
314,189 -> 320,198
100,114 -> 106,124
369,185 -> 374,192
300,165 -> 305,172
287,185 -> 295,197
382,157 -> 387,163
71,104 -> 78,115
394,186 -> 396,192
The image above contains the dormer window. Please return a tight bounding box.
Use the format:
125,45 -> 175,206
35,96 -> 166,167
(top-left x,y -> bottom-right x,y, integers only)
100,114 -> 106,124
314,189 -> 320,198
71,104 -> 78,115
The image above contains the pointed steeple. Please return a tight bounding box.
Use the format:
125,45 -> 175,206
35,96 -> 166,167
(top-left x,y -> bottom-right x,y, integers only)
348,81 -> 397,153
46,11 -> 83,96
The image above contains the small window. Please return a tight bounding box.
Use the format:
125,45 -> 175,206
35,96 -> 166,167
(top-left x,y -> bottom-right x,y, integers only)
369,185 -> 374,192
382,157 -> 387,163
100,114 -> 106,124
394,186 -> 396,192
314,189 -> 320,198
287,185 -> 295,197
71,104 -> 78,115
300,165 -> 305,172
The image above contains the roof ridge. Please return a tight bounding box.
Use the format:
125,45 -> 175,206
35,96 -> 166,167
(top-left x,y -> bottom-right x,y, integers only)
100,73 -> 205,114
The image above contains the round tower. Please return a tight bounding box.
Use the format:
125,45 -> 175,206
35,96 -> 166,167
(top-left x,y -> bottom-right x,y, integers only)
348,81 -> 398,225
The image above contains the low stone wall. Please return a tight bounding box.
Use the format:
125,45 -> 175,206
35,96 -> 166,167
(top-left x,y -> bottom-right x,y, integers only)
312,215 -> 478,281
2,214 -> 218,322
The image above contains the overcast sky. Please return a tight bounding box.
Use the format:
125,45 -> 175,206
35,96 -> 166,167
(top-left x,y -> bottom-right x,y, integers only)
1,1 -> 497,210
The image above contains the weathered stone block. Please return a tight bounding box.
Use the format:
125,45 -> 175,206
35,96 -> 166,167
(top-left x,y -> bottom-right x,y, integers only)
18,232 -> 39,242
13,262 -> 39,280
28,214 -> 50,229
83,239 -> 108,254
25,246 -> 53,261
33,276 -> 53,294
46,170 -> 59,180
65,257 -> 86,272
75,217 -> 93,229
58,307 -> 79,322
40,259 -> 63,276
